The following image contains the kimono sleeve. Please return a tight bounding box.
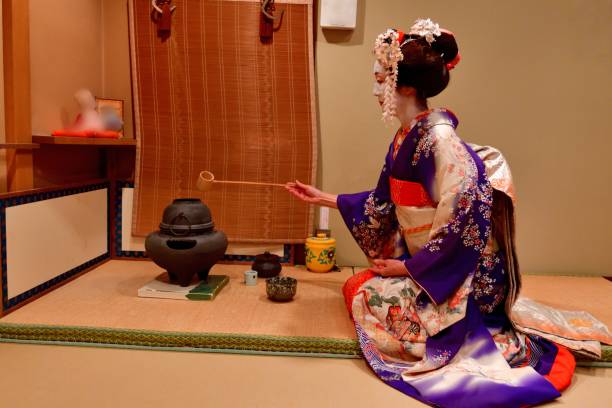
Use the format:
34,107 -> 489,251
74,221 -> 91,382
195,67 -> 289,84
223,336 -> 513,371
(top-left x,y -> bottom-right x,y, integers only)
404,126 -> 492,305
336,148 -> 404,260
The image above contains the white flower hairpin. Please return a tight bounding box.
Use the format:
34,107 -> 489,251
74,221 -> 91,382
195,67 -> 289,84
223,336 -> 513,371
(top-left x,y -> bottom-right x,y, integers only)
373,29 -> 403,123
409,18 -> 441,45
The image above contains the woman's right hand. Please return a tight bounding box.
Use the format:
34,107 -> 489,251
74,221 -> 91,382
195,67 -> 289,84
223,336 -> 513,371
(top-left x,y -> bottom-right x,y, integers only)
285,180 -> 338,209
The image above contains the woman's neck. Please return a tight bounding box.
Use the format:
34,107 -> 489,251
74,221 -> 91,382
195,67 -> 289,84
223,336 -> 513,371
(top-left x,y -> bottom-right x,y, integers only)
397,98 -> 429,129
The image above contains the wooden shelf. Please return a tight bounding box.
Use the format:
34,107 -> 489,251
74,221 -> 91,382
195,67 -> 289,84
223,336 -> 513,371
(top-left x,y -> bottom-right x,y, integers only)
0,143 -> 40,149
32,135 -> 136,147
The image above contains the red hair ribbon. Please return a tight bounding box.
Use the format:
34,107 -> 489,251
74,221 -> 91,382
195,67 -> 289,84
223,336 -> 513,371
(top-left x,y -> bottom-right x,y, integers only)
438,29 -> 460,70
397,31 -> 405,44
446,52 -> 461,70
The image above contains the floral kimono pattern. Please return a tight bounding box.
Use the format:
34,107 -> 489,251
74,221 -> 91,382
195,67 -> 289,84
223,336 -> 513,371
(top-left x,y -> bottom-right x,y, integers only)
337,109 -> 583,407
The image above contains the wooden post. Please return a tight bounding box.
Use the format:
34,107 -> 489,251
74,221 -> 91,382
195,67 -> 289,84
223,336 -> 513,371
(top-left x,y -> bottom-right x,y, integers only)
2,0 -> 33,191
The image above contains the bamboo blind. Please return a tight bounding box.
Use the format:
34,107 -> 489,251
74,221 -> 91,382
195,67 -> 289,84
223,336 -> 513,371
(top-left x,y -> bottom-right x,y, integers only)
129,0 -> 316,242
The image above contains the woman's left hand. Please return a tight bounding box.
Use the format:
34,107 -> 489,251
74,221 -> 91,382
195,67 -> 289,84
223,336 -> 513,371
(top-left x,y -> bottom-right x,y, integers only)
371,259 -> 409,277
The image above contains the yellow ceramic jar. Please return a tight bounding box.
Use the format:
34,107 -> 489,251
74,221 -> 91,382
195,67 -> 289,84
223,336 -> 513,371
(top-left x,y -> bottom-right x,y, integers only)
305,233 -> 336,273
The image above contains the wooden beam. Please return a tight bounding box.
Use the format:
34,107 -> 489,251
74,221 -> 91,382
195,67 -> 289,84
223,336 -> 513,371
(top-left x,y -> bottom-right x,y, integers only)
32,135 -> 136,147
0,143 -> 39,149
3,0 -> 33,191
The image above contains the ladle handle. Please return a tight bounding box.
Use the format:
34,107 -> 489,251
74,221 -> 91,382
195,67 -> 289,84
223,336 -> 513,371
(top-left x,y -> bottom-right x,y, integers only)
214,180 -> 286,188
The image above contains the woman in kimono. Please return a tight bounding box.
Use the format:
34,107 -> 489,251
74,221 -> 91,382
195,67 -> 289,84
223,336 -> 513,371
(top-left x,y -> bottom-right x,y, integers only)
286,19 -> 585,407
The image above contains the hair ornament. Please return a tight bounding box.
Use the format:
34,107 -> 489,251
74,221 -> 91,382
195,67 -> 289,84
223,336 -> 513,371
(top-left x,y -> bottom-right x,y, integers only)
373,19 -> 457,122
373,29 -> 403,122
446,53 -> 461,70
409,18 -> 441,45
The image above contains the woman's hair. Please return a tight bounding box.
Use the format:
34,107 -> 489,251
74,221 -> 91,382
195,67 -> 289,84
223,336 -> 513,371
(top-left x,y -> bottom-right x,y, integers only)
396,31 -> 458,99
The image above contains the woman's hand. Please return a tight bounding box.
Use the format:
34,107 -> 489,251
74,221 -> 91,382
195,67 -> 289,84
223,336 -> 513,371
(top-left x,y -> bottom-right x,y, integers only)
285,180 -> 338,209
372,259 -> 409,277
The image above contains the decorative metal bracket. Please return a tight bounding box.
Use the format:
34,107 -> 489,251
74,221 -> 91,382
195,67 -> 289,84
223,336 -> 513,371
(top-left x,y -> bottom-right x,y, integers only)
260,0 -> 285,43
151,0 -> 177,41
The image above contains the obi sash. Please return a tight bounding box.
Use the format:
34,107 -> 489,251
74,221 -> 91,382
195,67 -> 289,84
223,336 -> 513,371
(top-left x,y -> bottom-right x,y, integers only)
389,176 -> 434,207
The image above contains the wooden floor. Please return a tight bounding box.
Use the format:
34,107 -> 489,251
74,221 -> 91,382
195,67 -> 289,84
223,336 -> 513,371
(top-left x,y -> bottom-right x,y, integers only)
0,343 -> 610,407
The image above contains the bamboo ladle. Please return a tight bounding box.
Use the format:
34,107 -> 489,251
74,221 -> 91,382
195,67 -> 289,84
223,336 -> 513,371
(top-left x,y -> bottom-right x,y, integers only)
196,170 -> 286,192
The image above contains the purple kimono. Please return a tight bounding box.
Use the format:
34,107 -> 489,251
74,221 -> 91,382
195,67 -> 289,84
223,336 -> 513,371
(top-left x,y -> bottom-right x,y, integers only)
338,109 -> 573,407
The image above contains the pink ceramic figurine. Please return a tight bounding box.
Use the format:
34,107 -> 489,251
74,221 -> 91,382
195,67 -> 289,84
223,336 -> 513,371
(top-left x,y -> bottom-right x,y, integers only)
71,89 -> 104,132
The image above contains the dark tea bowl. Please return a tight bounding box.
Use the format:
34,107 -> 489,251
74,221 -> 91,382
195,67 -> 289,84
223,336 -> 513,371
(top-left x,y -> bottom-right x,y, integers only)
266,276 -> 297,302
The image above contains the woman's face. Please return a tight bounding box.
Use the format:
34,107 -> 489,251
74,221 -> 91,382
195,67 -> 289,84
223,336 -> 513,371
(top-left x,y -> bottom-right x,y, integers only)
373,60 -> 416,118
372,60 -> 386,107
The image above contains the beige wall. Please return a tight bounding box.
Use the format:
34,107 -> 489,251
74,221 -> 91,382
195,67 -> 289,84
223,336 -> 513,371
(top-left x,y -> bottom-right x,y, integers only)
102,0 -> 133,139
317,0 -> 612,275
30,0 -> 104,135
29,0 -> 133,138
24,0 -> 612,275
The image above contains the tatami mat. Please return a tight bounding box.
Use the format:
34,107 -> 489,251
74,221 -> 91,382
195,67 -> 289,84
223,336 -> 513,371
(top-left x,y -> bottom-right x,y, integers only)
1,261 -> 357,339
0,261 -> 610,361
3,261 -> 611,332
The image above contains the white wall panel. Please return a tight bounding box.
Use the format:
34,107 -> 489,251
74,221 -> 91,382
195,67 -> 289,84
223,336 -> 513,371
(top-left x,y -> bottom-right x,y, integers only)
6,189 -> 108,298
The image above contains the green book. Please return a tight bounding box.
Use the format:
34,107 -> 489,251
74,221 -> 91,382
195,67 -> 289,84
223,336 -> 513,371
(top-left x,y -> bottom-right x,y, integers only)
186,275 -> 230,300
138,274 -> 230,301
